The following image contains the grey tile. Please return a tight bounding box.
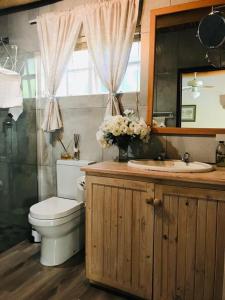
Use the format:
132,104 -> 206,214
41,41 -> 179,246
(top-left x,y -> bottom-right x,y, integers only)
52,107 -> 104,164
129,134 -> 166,159
0,161 -> 10,211
178,27 -> 207,68
156,30 -> 179,74
155,74 -> 177,126
37,128 -> 53,166
166,136 -> 216,163
7,10 -> 39,52
37,95 -> 106,110
38,165 -> 56,201
12,112 -> 37,165
0,16 -> 8,36
102,146 -> 118,162
10,163 -> 38,209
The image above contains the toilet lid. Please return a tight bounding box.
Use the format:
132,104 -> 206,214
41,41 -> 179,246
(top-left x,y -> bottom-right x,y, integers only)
30,197 -> 83,220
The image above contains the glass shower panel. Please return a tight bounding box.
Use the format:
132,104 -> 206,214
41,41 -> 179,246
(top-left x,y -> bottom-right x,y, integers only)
0,99 -> 38,252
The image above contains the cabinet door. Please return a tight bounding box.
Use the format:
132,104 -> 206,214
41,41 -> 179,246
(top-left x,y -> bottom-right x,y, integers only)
86,175 -> 154,299
153,184 -> 225,300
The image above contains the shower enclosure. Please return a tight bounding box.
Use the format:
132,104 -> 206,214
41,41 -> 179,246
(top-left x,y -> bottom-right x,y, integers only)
0,101 -> 38,252
0,38 -> 38,252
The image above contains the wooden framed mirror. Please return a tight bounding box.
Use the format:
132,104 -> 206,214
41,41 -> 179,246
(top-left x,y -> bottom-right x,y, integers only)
147,0 -> 225,135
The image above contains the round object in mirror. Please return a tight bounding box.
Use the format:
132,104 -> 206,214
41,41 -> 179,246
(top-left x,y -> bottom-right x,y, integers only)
198,12 -> 225,48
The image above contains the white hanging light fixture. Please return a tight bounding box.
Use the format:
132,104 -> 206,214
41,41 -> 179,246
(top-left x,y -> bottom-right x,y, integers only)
192,86 -> 201,99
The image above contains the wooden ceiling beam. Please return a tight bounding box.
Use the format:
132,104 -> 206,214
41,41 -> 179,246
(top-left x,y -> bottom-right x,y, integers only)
0,0 -> 61,15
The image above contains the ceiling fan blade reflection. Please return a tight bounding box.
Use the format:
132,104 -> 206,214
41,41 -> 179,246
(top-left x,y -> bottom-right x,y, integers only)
202,85 -> 215,88
182,86 -> 192,90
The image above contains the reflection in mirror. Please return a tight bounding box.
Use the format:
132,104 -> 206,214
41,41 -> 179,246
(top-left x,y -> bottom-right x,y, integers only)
153,6 -> 225,129
179,68 -> 225,128
198,8 -> 225,48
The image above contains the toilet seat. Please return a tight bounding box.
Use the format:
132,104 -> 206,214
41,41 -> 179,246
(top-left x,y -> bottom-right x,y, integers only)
30,197 -> 83,220
29,209 -> 84,227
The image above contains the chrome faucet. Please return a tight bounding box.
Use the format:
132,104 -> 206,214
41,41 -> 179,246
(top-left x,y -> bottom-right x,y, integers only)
181,152 -> 191,164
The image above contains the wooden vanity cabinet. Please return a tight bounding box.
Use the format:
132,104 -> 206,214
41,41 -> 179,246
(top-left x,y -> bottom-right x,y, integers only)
85,175 -> 225,300
85,175 -> 154,299
154,184 -> 225,300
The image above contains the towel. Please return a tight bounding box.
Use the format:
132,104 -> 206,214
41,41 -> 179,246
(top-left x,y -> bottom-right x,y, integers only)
0,67 -> 23,108
9,106 -> 23,121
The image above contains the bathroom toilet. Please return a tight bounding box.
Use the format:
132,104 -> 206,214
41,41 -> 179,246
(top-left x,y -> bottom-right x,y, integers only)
28,160 -> 93,266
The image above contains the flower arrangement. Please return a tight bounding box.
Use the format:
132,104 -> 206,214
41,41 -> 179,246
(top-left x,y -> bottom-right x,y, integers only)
96,110 -> 151,161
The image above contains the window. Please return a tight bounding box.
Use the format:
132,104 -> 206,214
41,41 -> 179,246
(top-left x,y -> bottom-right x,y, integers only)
22,41 -> 141,99
56,40 -> 141,97
21,57 -> 37,99
119,41 -> 141,93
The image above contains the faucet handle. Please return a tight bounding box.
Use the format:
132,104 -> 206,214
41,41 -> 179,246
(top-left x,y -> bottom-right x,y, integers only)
157,151 -> 166,161
181,152 -> 191,163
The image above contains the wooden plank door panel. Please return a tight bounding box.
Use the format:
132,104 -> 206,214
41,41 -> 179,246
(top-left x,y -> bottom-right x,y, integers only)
86,176 -> 154,299
153,185 -> 225,300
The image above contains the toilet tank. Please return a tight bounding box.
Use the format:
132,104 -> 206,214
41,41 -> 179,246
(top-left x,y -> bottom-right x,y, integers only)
56,160 -> 94,200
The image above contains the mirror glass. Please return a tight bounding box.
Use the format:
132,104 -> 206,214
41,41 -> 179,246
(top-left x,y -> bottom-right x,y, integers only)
180,68 -> 225,128
198,12 -> 225,48
153,7 -> 225,129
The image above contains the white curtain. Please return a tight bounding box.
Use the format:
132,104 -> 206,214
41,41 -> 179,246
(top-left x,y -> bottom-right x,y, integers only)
37,11 -> 82,132
83,0 -> 139,117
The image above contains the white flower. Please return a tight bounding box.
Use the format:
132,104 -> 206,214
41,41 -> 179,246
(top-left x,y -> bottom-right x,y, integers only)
96,130 -> 110,148
120,124 -> 128,134
112,126 -> 122,136
123,117 -> 129,125
129,122 -> 135,131
96,111 -> 151,149
96,130 -> 104,141
134,124 -> 141,135
123,109 -> 135,116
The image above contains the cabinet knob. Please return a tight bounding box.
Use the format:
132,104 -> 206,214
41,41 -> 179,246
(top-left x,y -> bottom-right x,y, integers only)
146,198 -> 154,205
154,198 -> 162,207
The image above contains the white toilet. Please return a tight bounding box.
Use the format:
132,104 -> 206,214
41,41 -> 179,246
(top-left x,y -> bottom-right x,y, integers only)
28,160 -> 93,266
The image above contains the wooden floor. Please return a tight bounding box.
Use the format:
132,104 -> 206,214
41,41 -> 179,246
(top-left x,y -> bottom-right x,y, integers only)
0,241 -> 130,300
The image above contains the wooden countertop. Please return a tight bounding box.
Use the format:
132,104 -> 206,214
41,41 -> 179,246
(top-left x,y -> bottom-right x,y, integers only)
82,161 -> 225,188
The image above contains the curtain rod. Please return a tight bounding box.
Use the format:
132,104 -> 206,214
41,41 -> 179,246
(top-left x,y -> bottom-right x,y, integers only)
29,21 -> 142,28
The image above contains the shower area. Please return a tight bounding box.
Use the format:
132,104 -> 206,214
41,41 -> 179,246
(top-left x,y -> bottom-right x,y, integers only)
0,39 -> 38,252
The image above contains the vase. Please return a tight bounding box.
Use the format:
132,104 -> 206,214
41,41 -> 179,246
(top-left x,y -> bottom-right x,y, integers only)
61,151 -> 72,160
118,145 -> 129,162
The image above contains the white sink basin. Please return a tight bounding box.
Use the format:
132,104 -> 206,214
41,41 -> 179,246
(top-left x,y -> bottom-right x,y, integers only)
128,159 -> 214,173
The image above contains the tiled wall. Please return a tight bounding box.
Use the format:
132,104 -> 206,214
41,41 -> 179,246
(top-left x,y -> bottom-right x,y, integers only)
0,0 -> 217,202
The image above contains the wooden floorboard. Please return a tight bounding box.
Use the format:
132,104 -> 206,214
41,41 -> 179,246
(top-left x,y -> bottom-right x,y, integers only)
0,241 -> 130,300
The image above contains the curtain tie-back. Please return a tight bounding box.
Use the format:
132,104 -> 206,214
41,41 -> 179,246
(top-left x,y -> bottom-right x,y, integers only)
42,95 -> 63,132
108,92 -> 118,104
105,92 -> 121,117
49,95 -> 57,102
